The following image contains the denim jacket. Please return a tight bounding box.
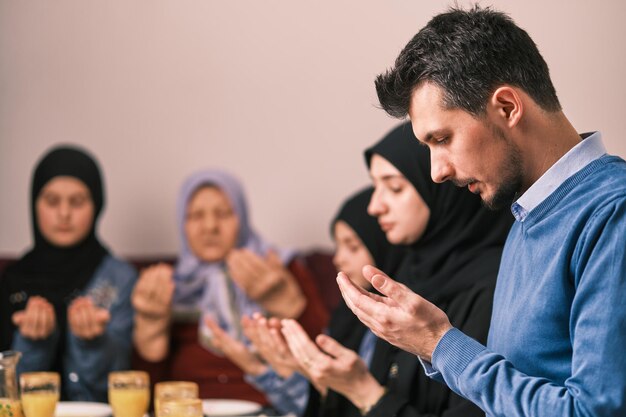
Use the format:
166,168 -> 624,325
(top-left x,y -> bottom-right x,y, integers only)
13,255 -> 137,402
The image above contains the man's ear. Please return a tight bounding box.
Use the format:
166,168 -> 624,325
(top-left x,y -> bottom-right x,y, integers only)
490,86 -> 523,128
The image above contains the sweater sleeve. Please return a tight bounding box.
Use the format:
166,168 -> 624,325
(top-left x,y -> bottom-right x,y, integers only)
429,201 -> 626,417
288,260 -> 329,338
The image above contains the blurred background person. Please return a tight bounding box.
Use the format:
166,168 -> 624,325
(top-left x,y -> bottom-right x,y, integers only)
0,145 -> 137,402
302,186 -> 405,416
131,169 -> 328,406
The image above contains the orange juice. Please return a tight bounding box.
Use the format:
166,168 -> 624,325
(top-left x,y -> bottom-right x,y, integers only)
20,392 -> 58,417
109,387 -> 150,417
0,398 -> 24,417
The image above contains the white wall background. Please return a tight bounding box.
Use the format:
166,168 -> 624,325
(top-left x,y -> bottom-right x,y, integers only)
1,0 -> 625,257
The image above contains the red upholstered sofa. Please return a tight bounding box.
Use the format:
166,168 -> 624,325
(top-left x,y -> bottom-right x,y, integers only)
0,249 -> 339,315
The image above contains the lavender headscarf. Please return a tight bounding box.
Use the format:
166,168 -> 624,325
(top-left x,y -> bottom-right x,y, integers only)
172,170 -> 296,340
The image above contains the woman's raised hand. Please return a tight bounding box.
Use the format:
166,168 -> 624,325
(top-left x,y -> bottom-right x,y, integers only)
242,313 -> 300,378
67,296 -> 110,339
12,296 -> 56,340
281,319 -> 385,409
203,315 -> 268,376
227,249 -> 306,318
131,263 -> 175,362
132,263 -> 175,319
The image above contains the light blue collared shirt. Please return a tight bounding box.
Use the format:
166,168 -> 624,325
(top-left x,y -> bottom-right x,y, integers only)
511,131 -> 607,222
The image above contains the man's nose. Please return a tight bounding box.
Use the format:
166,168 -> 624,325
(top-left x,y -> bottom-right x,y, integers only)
430,152 -> 453,183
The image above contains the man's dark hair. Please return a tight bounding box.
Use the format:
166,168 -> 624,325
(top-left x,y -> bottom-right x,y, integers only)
375,6 -> 561,118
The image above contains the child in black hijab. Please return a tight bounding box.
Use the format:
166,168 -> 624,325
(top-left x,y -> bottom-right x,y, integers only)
302,187 -> 406,417
0,145 -> 137,402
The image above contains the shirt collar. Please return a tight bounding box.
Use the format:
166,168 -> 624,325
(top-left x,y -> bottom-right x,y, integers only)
511,132 -> 606,222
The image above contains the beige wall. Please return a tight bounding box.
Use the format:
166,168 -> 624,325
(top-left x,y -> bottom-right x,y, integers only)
1,0 -> 625,257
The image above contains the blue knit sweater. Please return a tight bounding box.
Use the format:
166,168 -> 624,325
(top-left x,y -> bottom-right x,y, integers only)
428,154 -> 626,417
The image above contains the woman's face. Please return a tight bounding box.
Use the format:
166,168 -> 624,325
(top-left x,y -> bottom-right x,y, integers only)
185,186 -> 240,262
333,220 -> 374,289
36,176 -> 95,247
368,154 -> 431,245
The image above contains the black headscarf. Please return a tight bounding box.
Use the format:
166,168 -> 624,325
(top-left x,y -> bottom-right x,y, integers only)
0,145 -> 109,351
364,122 -> 513,305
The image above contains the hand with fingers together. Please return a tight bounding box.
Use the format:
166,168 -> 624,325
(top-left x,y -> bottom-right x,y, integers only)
131,263 -> 175,361
67,296 -> 111,339
226,249 -> 306,318
203,315 -> 268,376
337,265 -> 453,363
12,296 -> 57,340
281,319 -> 385,410
242,313 -> 300,379
132,263 -> 175,319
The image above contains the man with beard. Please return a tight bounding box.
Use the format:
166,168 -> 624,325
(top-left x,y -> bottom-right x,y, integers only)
337,6 -> 626,417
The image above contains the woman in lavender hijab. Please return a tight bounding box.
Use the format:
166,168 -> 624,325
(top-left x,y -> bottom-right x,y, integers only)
132,169 -> 328,408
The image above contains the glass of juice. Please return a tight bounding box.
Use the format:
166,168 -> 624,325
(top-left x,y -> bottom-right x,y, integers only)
19,372 -> 60,417
156,398 -> 202,417
153,381 -> 198,416
108,371 -> 150,417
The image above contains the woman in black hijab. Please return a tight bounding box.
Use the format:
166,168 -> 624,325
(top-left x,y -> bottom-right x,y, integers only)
0,145 -> 137,402
282,122 -> 513,416
327,187 -> 405,357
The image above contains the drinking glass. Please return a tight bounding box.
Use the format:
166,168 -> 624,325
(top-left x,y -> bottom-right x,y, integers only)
157,398 -> 203,417
0,350 -> 24,417
19,372 -> 60,417
108,371 -> 150,417
153,381 -> 198,416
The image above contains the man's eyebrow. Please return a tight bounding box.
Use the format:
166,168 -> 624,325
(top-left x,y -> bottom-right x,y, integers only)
418,129 -> 446,144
